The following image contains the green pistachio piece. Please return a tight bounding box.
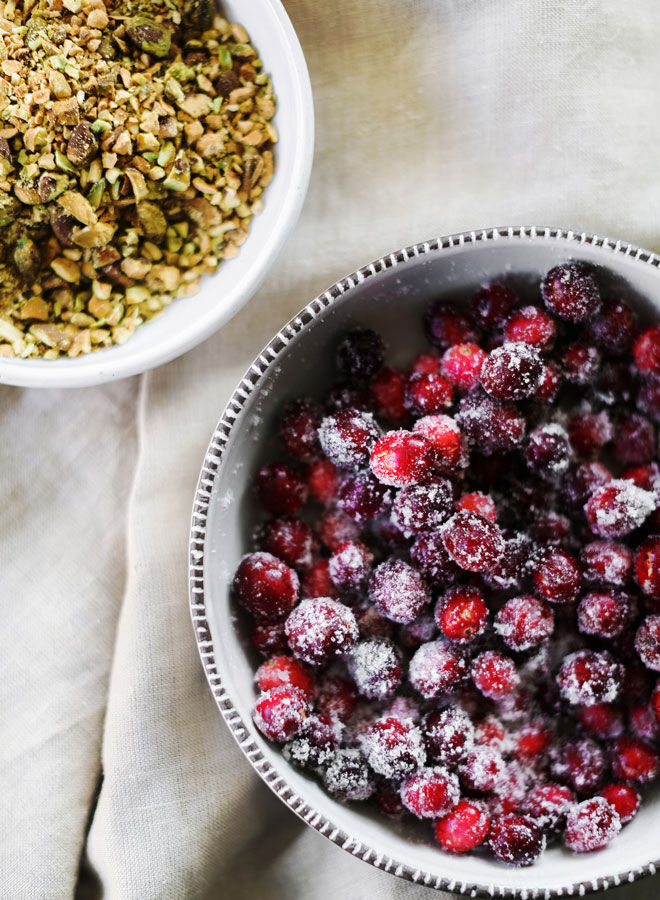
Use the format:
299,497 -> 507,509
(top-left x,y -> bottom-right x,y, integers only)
125,16 -> 172,59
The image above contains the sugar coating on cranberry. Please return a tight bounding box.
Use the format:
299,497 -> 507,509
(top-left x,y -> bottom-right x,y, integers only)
563,461 -> 612,507
370,430 -> 436,488
337,471 -> 391,524
578,591 -> 629,639
279,399 -> 321,460
251,620 -> 288,657
410,530 -> 460,585
424,705 -> 474,766
361,716 -> 426,780
369,558 -> 430,624
440,343 -> 486,392
255,463 -> 308,515
472,651 -> 519,700
413,413 -> 467,473
541,262 -> 601,323
636,615 -> 660,670
635,536 -> 660,599
598,784 -> 641,824
457,491 -> 496,522
390,479 -> 453,536
316,674 -> 357,721
409,640 -> 468,699
318,408 -> 382,469
256,655 -> 315,699
234,552 -> 300,621
530,548 -> 581,604
436,585 -> 489,643
495,595 -> 555,652
634,325 -> 660,375
459,744 -> 506,792
283,714 -> 342,770
441,510 -> 505,573
588,298 -> 636,354
581,541 -> 632,587
323,748 -> 374,801
562,342 -> 600,384
480,342 -> 544,401
457,392 -> 526,454
435,799 -> 490,853
551,738 -> 607,795
524,423 -> 572,478
523,783 -> 575,831
585,478 -> 656,538
557,649 -> 622,706
347,638 -> 402,700
400,766 -> 460,819
258,516 -> 316,571
253,685 -> 310,742
336,327 -> 385,382
487,532 -> 531,591
564,797 -> 621,853
611,736 -> 660,784
405,371 -> 453,415
489,814 -> 546,867
505,304 -> 556,350
328,540 -> 374,597
285,597 -> 358,666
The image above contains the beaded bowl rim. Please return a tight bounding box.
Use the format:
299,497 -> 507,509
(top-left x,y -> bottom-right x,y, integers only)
189,225 -> 660,899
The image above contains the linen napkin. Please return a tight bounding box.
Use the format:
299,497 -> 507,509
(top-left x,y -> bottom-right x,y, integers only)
4,0 -> 660,897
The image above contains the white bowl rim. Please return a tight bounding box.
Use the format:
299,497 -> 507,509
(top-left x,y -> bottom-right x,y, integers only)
189,224 -> 660,898
0,0 -> 314,389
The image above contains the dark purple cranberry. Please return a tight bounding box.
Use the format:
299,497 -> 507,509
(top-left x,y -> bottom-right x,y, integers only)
424,705 -> 475,766
488,814 -> 545,866
529,512 -> 572,545
637,376 -> 660,423
457,392 -> 527,454
562,343 -> 600,384
567,411 -> 612,460
472,283 -> 516,328
337,471 -> 390,522
390,479 -> 453,536
550,738 -> 607,795
257,516 -> 317,570
588,298 -> 636,354
279,399 -> 321,460
562,462 -> 612,507
486,532 -> 532,590
425,300 -> 479,349
524,423 -> 572,479
480,342 -> 544,400
541,262 -> 601,322
612,414 -> 655,466
255,463 -> 308,515
283,713 -> 341,769
317,407 -> 382,469
336,327 -> 385,382
410,530 -> 460,585
328,540 -> 374,597
369,558 -> 431,624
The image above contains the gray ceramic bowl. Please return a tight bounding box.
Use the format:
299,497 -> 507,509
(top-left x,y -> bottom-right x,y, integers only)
190,226 -> 660,898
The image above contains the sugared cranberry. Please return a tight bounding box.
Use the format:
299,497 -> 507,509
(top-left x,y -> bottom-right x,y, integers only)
441,510 -> 505,573
300,559 -> 338,599
250,620 -> 288,657
370,367 -> 407,422
578,591 -> 629,639
440,343 -> 486,392
337,471 -> 390,522
563,462 -> 612,507
328,540 -> 374,598
318,408 -> 382,469
370,430 -> 436,488
514,721 -> 552,763
564,797 -> 621,853
410,530 -> 460,585
480,342 -> 544,400
457,491 -> 496,522
529,512 -> 571,545
550,738 -> 607,795
557,650 -> 622,706
285,597 -> 358,666
435,586 -> 488,643
390,479 -> 453,536
523,783 -> 575,832
279,399 -> 321,460
412,353 -> 441,375
581,541 -> 632,587
323,748 -> 374,800
535,362 -> 561,402
633,325 -> 660,374
405,371 -> 453,415
588,298 -> 636,354
635,614 -> 660,670
457,393 -> 527,454
630,701 -> 660,741
409,640 -> 468,699
361,716 -> 426,780
413,414 -> 467,473
586,479 -> 656,538
347,639 -> 402,700
577,703 -> 624,740
424,705 -> 474,766
306,458 -> 339,504
336,327 -> 385,382
255,463 -> 308,515
426,300 -> 479,349
472,283 -> 516,327
234,552 -> 300,621
567,411 -> 612,460
541,262 -> 601,322
400,766 -> 460,819
258,516 -> 316,571
487,532 -> 532,590
613,414 -> 655,466
461,746 -> 508,797
435,799 -> 490,853
474,715 -> 508,750
256,655 -> 315,699
635,536 -> 660,599
562,343 -> 600,384
368,559 -> 430,624
524,423 -> 572,478
283,713 -> 341,769
316,673 -> 357,721
472,651 -> 519,700
530,548 -> 581,604
495,595 -> 554,652
598,784 -> 640,824
489,814 -> 545,866
504,304 -> 556,350
316,507 -> 359,551
253,685 -> 310,742
611,737 -> 659,784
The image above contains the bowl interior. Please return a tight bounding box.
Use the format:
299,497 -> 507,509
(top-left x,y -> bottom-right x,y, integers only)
0,0 -> 313,388
197,230 -> 660,896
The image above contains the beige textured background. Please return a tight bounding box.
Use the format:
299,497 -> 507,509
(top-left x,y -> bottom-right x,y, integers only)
3,1 -> 660,897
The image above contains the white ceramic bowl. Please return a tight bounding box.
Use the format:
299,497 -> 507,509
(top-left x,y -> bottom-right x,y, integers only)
0,0 -> 313,389
190,227 -> 660,898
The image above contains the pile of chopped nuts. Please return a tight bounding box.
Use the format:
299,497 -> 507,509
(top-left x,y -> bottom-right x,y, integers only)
0,0 -> 276,358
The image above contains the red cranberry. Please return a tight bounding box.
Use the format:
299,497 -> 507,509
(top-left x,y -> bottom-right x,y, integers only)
535,362 -> 561,401
565,797 -> 621,853
457,393 -> 526,454
487,532 -> 532,590
323,748 -> 374,800
250,620 -> 287,657
426,300 -> 479,349
633,325 -> 660,374
541,262 -> 601,322
504,305 -> 556,350
316,673 -> 357,720
306,458 -> 338,504
588,298 -> 636,354
435,799 -> 490,853
234,552 -> 300,621
369,558 -> 430,624
630,701 -> 660,741
300,559 -> 338,599
474,715 -> 508,750
563,462 -> 612,507
577,703 -> 624,740
316,507 -> 359,551
635,615 -> 660,670
318,408 -> 382,469
480,342 -> 544,400
514,721 -> 552,763
336,327 -> 385,381
258,516 -> 317,570
440,343 -> 486,392
598,784 -> 640,824
635,537 -> 660,599
435,585 -> 488,643
328,540 -> 374,597
586,479 -> 656,538
489,813 -> 545,866
581,541 -> 632,587
423,705 -> 474,766
614,742 -> 657,795
494,595 -> 554,652
347,638 -> 402,700
361,716 -> 426,780
523,783 -> 575,832
524,423 -> 572,478
472,283 -> 516,327
370,430 -> 436,488
405,371 -> 453,415
337,471 -> 390,522
622,462 -> 660,491
457,491 -> 496,522
529,512 -> 571,545
400,766 -> 460,819
413,414 -> 467,473
412,352 -> 441,375
370,367 -> 408,422
613,414 -> 655,465
325,381 -> 372,413
550,738 -> 607,794
256,655 -> 315,699
562,343 -> 600,384
578,591 -> 629,639
283,713 -> 341,769
409,640 -> 468,699
567,411 -> 612,460
653,681 -> 660,723
285,597 -> 358,666
472,651 -> 519,700
390,479 -> 453,536
279,399 -> 321,460
459,745 -> 506,793
255,463 -> 308,515
557,649 -> 622,706
441,510 -> 505,573
530,548 -> 581,604
253,685 -> 310,742
410,530 -> 460,585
